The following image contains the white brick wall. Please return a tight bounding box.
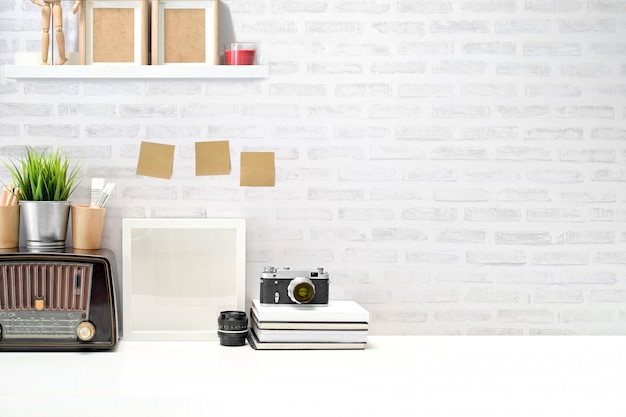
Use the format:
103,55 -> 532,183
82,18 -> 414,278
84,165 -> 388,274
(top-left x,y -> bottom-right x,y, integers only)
1,0 -> 625,335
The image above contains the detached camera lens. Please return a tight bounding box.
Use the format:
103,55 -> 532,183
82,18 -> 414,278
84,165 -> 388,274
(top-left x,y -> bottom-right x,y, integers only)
217,311 -> 248,347
287,277 -> 316,304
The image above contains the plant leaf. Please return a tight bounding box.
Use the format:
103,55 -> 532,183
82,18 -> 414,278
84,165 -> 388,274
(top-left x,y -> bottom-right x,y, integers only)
2,145 -> 82,201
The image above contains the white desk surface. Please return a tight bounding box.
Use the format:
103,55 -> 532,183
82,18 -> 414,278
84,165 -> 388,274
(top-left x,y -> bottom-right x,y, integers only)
1,336 -> 624,417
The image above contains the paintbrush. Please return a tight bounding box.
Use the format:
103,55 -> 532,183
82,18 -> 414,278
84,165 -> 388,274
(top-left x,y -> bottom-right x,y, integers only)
6,187 -> 20,206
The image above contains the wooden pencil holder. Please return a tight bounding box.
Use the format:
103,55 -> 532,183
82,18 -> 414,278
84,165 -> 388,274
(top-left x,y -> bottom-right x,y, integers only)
71,204 -> 106,250
0,205 -> 20,249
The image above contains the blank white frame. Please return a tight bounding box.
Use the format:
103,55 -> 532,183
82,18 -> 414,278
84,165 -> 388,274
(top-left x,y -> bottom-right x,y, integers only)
122,218 -> 246,341
153,0 -> 218,65
84,0 -> 147,65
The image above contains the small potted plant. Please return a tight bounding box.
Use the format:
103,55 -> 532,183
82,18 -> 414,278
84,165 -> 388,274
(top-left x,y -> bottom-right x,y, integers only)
4,146 -> 82,249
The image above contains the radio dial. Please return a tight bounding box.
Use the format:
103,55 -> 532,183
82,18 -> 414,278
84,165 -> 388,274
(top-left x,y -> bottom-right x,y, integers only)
76,321 -> 96,342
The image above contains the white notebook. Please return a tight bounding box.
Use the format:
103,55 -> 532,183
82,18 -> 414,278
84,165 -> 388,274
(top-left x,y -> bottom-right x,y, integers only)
251,325 -> 368,343
248,329 -> 366,350
251,299 -> 369,323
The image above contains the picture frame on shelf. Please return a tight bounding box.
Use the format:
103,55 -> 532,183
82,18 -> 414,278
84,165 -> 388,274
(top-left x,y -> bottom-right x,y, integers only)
151,0 -> 220,65
80,0 -> 149,65
122,218 -> 246,341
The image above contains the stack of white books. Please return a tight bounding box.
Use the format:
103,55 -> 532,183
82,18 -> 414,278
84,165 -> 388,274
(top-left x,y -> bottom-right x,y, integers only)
248,299 -> 369,350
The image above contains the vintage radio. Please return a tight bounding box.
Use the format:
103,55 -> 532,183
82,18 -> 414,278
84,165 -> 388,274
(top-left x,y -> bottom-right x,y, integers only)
0,248 -> 119,351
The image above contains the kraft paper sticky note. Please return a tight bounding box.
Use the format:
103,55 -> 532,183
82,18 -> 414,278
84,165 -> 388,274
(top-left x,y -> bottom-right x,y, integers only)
240,152 -> 275,187
136,141 -> 175,179
195,141 -> 231,176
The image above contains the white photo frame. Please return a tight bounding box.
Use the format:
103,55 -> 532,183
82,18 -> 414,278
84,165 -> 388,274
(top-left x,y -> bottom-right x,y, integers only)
82,0 -> 149,65
151,0 -> 220,65
122,218 -> 246,341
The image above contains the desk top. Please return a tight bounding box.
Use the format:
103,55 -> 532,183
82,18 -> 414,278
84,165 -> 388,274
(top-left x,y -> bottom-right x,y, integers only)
1,336 -> 624,417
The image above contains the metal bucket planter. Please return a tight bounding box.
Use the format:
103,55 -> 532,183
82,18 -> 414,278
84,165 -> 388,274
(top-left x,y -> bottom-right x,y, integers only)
20,201 -> 71,249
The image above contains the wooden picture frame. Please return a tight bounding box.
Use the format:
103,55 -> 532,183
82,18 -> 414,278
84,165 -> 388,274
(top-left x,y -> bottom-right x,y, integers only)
151,0 -> 220,65
122,218 -> 246,341
80,0 -> 149,65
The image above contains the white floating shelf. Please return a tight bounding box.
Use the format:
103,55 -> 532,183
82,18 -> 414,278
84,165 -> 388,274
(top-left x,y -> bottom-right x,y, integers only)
4,64 -> 269,80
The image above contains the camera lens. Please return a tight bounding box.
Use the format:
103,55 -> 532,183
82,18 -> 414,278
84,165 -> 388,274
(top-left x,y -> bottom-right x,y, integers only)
287,277 -> 316,304
217,311 -> 248,346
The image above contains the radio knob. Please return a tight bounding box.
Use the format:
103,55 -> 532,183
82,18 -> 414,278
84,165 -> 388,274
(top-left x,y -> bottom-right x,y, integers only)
76,321 -> 96,342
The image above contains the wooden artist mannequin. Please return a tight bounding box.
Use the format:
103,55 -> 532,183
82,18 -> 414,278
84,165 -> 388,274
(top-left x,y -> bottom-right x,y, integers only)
32,0 -> 81,65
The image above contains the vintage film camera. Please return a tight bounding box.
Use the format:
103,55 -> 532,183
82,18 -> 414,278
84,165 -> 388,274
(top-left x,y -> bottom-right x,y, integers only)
260,266 -> 329,305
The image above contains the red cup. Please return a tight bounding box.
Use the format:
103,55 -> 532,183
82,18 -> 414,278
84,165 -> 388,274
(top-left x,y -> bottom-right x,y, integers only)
225,42 -> 257,65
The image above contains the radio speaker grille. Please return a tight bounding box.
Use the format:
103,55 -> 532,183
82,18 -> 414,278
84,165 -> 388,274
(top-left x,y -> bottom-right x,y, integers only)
0,263 -> 93,313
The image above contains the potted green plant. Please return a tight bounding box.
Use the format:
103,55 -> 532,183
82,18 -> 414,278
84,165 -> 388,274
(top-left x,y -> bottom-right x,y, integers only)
3,146 -> 82,249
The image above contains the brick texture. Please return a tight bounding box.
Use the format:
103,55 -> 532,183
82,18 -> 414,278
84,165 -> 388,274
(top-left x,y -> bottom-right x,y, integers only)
1,0 -> 625,335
